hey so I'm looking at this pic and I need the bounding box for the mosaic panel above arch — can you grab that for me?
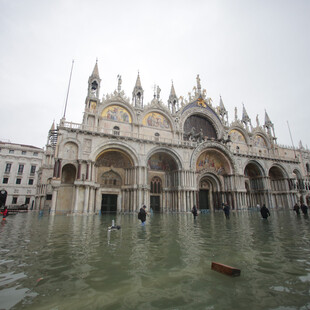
[96,150,133,168]
[143,112,171,129]
[196,150,231,175]
[253,135,267,148]
[148,152,177,171]
[101,105,132,123]
[229,129,246,143]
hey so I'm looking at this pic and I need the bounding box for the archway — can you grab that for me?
[196,149,232,210]
[96,149,134,212]
[183,114,217,140]
[292,169,305,204]
[244,162,265,207]
[268,166,289,208]
[147,151,179,212]
[0,190,7,207]
[61,164,76,184]
[198,174,222,211]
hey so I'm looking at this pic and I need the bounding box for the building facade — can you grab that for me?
[0,141,44,208]
[36,62,310,214]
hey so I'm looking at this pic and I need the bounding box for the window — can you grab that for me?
[33,152,38,156]
[155,132,160,142]
[3,178,8,184]
[151,176,162,194]
[9,150,14,154]
[22,151,26,155]
[25,197,30,204]
[113,126,120,136]
[30,165,36,175]
[5,163,11,174]
[18,164,24,175]
[12,197,17,204]
[16,178,21,185]
[46,194,52,200]
[28,179,34,185]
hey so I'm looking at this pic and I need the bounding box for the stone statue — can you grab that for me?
[234,107,238,121]
[157,86,161,99]
[196,74,201,90]
[117,75,122,92]
[256,114,260,127]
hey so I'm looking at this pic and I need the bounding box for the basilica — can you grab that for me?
[35,62,310,214]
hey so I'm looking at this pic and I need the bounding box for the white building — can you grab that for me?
[36,62,310,214]
[0,141,44,208]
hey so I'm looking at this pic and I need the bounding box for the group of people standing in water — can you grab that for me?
[293,203,308,216]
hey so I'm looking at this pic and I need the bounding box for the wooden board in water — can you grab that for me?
[211,262,241,277]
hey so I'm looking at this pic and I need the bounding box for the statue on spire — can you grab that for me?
[117,75,122,93]
[196,74,201,94]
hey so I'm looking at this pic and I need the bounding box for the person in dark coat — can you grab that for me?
[260,204,270,219]
[138,205,147,225]
[293,203,300,215]
[223,203,230,219]
[191,205,198,219]
[300,204,308,215]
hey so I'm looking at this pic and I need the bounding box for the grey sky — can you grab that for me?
[0,0,309,149]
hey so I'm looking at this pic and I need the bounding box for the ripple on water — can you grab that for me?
[0,211,310,310]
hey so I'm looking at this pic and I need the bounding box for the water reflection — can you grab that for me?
[0,210,309,309]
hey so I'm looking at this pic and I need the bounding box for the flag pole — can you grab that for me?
[63,60,74,118]
[287,120,296,158]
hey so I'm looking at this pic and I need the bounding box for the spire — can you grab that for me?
[87,60,101,99]
[132,71,144,108]
[217,95,228,124]
[47,120,58,148]
[241,103,252,129]
[242,104,250,123]
[168,81,178,114]
[264,110,276,138]
[264,110,273,127]
[91,59,100,78]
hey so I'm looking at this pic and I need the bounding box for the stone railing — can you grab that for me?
[60,121,299,162]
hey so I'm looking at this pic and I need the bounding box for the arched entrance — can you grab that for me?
[96,149,134,213]
[0,190,7,207]
[196,149,232,210]
[57,163,77,212]
[199,174,222,211]
[268,166,289,208]
[147,151,179,212]
[244,162,265,207]
[291,169,305,204]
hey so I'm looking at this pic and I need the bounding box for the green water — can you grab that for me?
[0,210,309,310]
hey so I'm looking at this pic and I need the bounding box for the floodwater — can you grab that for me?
[0,210,309,310]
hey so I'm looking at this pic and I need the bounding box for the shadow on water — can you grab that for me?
[0,209,309,309]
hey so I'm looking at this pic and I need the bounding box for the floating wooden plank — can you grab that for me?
[211,262,241,277]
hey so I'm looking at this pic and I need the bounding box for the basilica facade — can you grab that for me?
[35,62,310,214]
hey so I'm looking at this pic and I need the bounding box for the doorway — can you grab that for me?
[150,196,160,212]
[0,190,7,207]
[199,190,209,209]
[101,194,117,213]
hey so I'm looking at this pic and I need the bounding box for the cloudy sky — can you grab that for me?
[0,0,309,149]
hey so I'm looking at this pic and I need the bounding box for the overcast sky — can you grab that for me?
[0,0,309,149]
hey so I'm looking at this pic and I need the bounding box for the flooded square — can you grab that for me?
[0,210,309,310]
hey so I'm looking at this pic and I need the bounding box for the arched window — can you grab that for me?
[113,126,120,136]
[151,176,162,194]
